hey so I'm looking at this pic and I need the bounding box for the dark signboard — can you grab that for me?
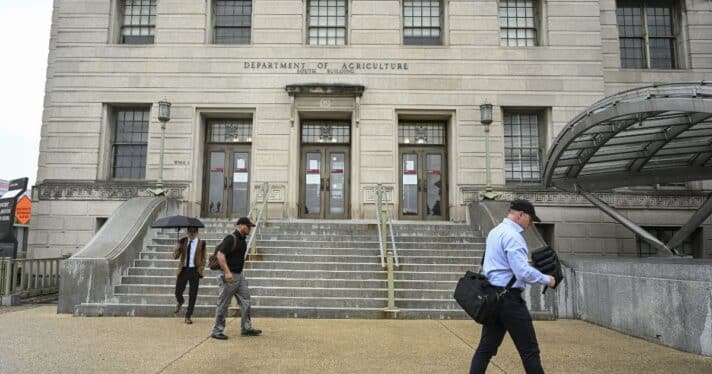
[0,178,28,258]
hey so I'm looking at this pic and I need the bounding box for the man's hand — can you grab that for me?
[547,275,556,288]
[225,272,234,284]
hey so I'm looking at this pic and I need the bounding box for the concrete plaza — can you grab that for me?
[0,305,709,373]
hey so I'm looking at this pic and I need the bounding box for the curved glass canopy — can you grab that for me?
[543,82,712,191]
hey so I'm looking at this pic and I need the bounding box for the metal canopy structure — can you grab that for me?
[544,82,712,191]
[542,82,712,256]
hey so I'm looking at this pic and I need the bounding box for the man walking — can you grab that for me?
[470,199,557,374]
[173,227,206,324]
[211,217,262,340]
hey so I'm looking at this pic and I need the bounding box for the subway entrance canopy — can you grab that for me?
[543,82,712,256]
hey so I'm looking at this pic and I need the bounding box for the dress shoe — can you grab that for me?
[184,317,193,324]
[174,302,182,314]
[211,333,228,340]
[241,329,262,336]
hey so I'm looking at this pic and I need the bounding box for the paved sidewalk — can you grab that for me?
[0,305,709,373]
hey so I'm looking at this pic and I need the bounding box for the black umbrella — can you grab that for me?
[151,215,205,240]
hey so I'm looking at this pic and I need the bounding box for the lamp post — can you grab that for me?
[480,101,500,200]
[151,99,171,196]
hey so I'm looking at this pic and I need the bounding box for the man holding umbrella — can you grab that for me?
[173,226,206,324]
[151,215,206,324]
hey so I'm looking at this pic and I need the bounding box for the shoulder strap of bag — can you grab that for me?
[230,233,237,251]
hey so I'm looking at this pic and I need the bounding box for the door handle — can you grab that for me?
[224,176,228,189]
[321,178,325,191]
[228,176,233,188]
[326,178,330,191]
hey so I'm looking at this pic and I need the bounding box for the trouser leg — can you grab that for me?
[234,273,253,332]
[185,268,200,318]
[175,269,188,305]
[211,273,235,335]
[500,294,545,374]
[470,317,507,374]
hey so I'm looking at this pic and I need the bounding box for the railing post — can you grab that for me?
[3,258,12,296]
[263,182,269,226]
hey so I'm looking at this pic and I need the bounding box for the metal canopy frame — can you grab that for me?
[543,82,712,256]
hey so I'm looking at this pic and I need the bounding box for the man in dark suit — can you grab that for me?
[173,227,206,324]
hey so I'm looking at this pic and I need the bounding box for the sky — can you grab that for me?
[0,0,53,187]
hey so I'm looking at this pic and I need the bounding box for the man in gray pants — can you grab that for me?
[211,217,262,340]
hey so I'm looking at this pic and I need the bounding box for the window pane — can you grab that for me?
[113,108,149,179]
[403,0,442,45]
[121,0,156,44]
[215,0,252,44]
[499,0,537,47]
[308,0,346,45]
[504,111,541,182]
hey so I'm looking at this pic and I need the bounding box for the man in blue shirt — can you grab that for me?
[470,199,556,374]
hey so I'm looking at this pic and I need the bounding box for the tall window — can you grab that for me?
[637,227,700,257]
[112,109,149,179]
[308,0,347,45]
[214,0,252,44]
[403,0,442,45]
[499,0,537,46]
[617,0,676,69]
[504,111,542,182]
[120,0,156,44]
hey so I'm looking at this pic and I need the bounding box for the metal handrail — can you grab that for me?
[375,184,400,314]
[384,195,400,267]
[375,185,387,268]
[1,257,64,301]
[246,182,270,260]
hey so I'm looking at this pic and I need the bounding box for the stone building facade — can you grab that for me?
[31,0,712,258]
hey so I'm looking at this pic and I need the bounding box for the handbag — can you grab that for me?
[454,247,515,325]
[208,233,236,271]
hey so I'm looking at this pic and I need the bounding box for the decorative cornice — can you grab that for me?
[36,181,187,201]
[460,187,709,210]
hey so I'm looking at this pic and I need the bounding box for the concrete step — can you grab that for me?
[139,252,477,265]
[113,285,389,299]
[394,271,464,281]
[111,294,388,309]
[75,303,398,319]
[155,233,482,243]
[149,239,481,249]
[395,298,461,310]
[133,259,385,271]
[118,275,459,290]
[128,267,385,279]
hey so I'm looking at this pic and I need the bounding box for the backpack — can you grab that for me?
[208,233,237,271]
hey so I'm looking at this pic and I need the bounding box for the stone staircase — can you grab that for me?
[75,220,483,319]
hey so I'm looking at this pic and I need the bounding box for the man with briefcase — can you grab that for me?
[470,199,557,374]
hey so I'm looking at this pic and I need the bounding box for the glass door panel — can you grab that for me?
[401,153,419,216]
[231,152,249,216]
[425,153,443,217]
[329,152,346,215]
[208,151,226,215]
[304,152,322,216]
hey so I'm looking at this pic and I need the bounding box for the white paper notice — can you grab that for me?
[403,174,418,185]
[306,174,321,185]
[309,160,319,170]
[234,173,248,183]
[406,160,415,171]
[237,159,246,169]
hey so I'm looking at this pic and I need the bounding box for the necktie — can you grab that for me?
[185,240,192,268]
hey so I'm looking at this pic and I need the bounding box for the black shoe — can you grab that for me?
[174,302,182,314]
[211,333,228,340]
[241,329,262,336]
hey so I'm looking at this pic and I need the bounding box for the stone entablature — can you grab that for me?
[460,187,709,210]
[36,181,187,201]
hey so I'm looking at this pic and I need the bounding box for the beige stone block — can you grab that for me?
[56,30,108,44]
[450,31,499,46]
[28,230,49,246]
[588,223,618,238]
[86,201,122,216]
[155,29,205,44]
[58,0,110,14]
[360,169,395,184]
[561,207,601,223]
[254,0,303,15]
[351,0,400,15]
[158,15,206,29]
[351,30,400,45]
[57,15,110,29]
[350,15,400,30]
[360,137,394,152]
[254,30,303,44]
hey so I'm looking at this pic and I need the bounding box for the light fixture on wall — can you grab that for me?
[480,100,500,200]
[148,98,171,196]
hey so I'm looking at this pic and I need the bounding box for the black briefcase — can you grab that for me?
[453,271,505,325]
[531,246,564,291]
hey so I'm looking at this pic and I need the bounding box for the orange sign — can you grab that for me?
[15,195,31,224]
